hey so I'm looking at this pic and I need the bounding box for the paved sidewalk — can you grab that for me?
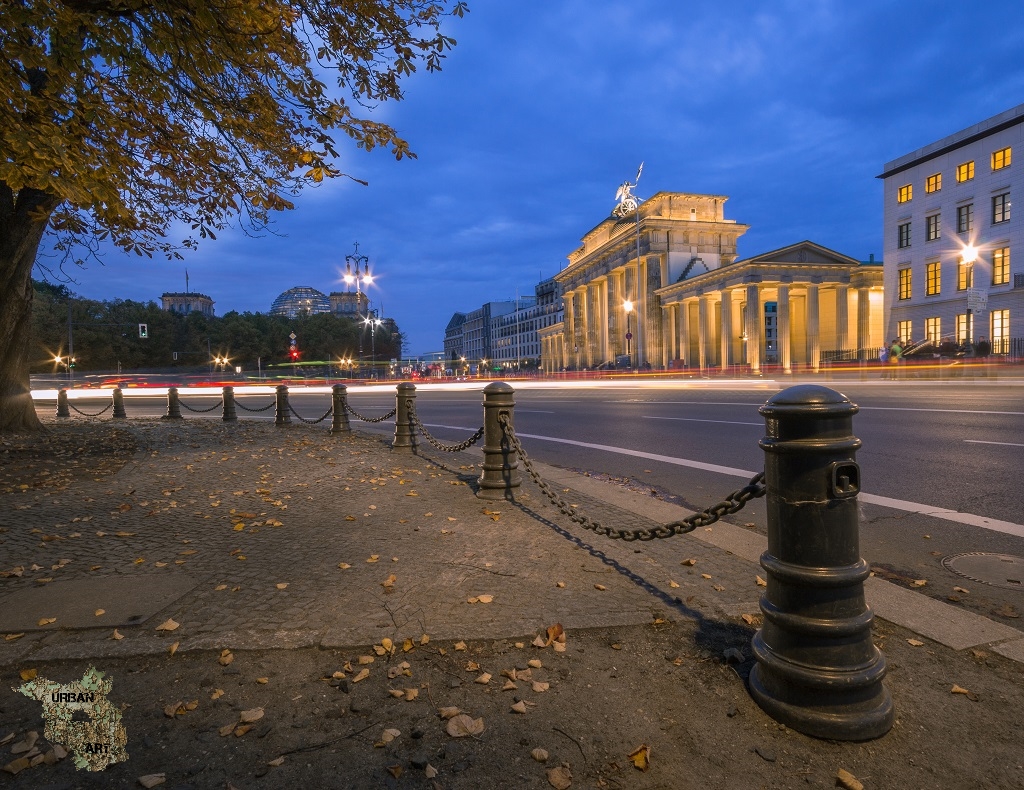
[2,417,1024,789]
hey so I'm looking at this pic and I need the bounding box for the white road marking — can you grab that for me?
[516,409,556,413]
[642,416,761,426]
[611,400,1024,417]
[965,439,1024,447]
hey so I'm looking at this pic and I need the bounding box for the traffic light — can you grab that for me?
[139,323,148,338]
[289,348,299,361]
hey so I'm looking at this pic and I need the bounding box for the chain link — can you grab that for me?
[68,401,114,418]
[407,400,485,452]
[235,399,276,413]
[343,401,397,423]
[287,403,334,425]
[498,412,765,541]
[179,398,224,414]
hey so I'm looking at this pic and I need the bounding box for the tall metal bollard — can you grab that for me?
[275,385,291,426]
[56,389,70,419]
[477,381,521,500]
[162,387,183,419]
[392,383,417,450]
[749,385,893,741]
[111,388,127,419]
[222,386,237,422]
[330,384,351,434]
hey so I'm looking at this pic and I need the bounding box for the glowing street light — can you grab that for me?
[623,300,634,370]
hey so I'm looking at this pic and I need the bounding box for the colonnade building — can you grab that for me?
[538,192,884,374]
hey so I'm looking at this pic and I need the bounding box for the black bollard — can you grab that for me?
[330,384,351,434]
[222,386,237,422]
[392,383,417,451]
[56,389,70,419]
[749,384,893,741]
[477,381,521,500]
[111,388,127,419]
[162,387,183,420]
[275,385,291,426]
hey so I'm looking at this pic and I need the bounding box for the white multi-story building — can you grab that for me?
[490,278,564,370]
[881,104,1024,354]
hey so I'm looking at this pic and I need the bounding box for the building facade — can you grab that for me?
[161,292,215,317]
[329,291,369,316]
[880,103,1024,353]
[490,278,564,370]
[269,286,330,317]
[540,191,883,373]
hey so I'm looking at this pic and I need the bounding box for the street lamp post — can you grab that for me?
[623,300,634,370]
[364,315,382,379]
[961,245,979,350]
[344,242,375,377]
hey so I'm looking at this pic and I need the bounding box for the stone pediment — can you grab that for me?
[742,241,860,268]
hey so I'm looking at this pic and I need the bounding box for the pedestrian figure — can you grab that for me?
[975,336,991,358]
[879,343,890,378]
[890,339,903,380]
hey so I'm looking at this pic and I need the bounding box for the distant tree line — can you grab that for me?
[30,281,403,374]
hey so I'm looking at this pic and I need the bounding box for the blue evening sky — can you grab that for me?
[41,1,1024,355]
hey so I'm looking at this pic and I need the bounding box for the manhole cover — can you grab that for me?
[942,553,1024,590]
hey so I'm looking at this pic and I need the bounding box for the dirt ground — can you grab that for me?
[2,424,1024,789]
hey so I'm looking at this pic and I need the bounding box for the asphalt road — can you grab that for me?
[35,378,1024,628]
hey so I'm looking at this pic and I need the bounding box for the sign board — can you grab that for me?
[967,288,988,312]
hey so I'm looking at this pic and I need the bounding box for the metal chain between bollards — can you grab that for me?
[406,399,485,452]
[179,398,225,414]
[235,400,276,413]
[68,401,114,418]
[287,403,334,425]
[343,401,397,423]
[498,412,766,541]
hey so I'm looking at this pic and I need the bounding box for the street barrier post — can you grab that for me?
[392,383,417,450]
[330,384,351,434]
[749,384,893,741]
[477,381,521,500]
[111,387,127,419]
[56,389,70,419]
[275,385,291,426]
[222,386,237,422]
[163,387,183,420]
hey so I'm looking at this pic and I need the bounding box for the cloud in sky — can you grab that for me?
[39,0,1024,356]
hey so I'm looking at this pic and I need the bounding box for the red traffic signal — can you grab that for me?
[289,348,300,361]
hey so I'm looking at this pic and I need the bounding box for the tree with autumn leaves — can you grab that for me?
[0,0,467,431]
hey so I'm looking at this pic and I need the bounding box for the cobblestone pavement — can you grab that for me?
[1,419,767,667]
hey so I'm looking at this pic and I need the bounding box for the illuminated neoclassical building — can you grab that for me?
[539,192,884,374]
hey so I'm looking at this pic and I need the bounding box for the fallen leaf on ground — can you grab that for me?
[388,690,404,699]
[836,768,864,790]
[387,765,403,778]
[233,725,252,737]
[239,707,264,723]
[681,558,697,566]
[366,555,379,563]
[476,594,493,603]
[511,700,528,714]
[532,681,550,693]
[700,574,712,580]
[94,609,105,617]
[358,655,375,665]
[911,579,927,587]
[155,618,179,632]
[111,629,124,640]
[528,659,542,668]
[438,706,461,719]
[547,765,572,789]
[907,639,924,647]
[466,660,481,671]
[164,701,185,718]
[18,669,37,681]
[594,584,607,591]
[669,580,680,588]
[256,677,268,684]
[137,774,167,788]
[993,603,1020,618]
[446,714,484,737]
[741,614,758,625]
[37,618,56,626]
[425,764,438,778]
[267,756,285,767]
[352,668,370,683]
[337,563,351,569]
[218,649,234,666]
[475,673,492,684]
[379,728,401,745]
[275,583,288,590]
[169,642,179,657]
[531,748,549,762]
[210,689,224,700]
[951,684,979,701]
[454,641,467,651]
[404,688,418,701]
[628,744,651,771]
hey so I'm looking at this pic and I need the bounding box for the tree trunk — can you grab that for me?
[0,184,59,433]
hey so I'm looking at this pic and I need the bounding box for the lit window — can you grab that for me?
[957,260,974,291]
[897,222,911,248]
[926,261,941,295]
[897,320,912,344]
[956,161,975,182]
[957,203,973,233]
[926,214,941,241]
[992,147,1011,170]
[992,192,1010,224]
[898,268,912,300]
[956,314,972,344]
[925,173,942,193]
[897,184,913,203]
[992,247,1010,286]
[991,309,1010,354]
[925,317,941,343]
